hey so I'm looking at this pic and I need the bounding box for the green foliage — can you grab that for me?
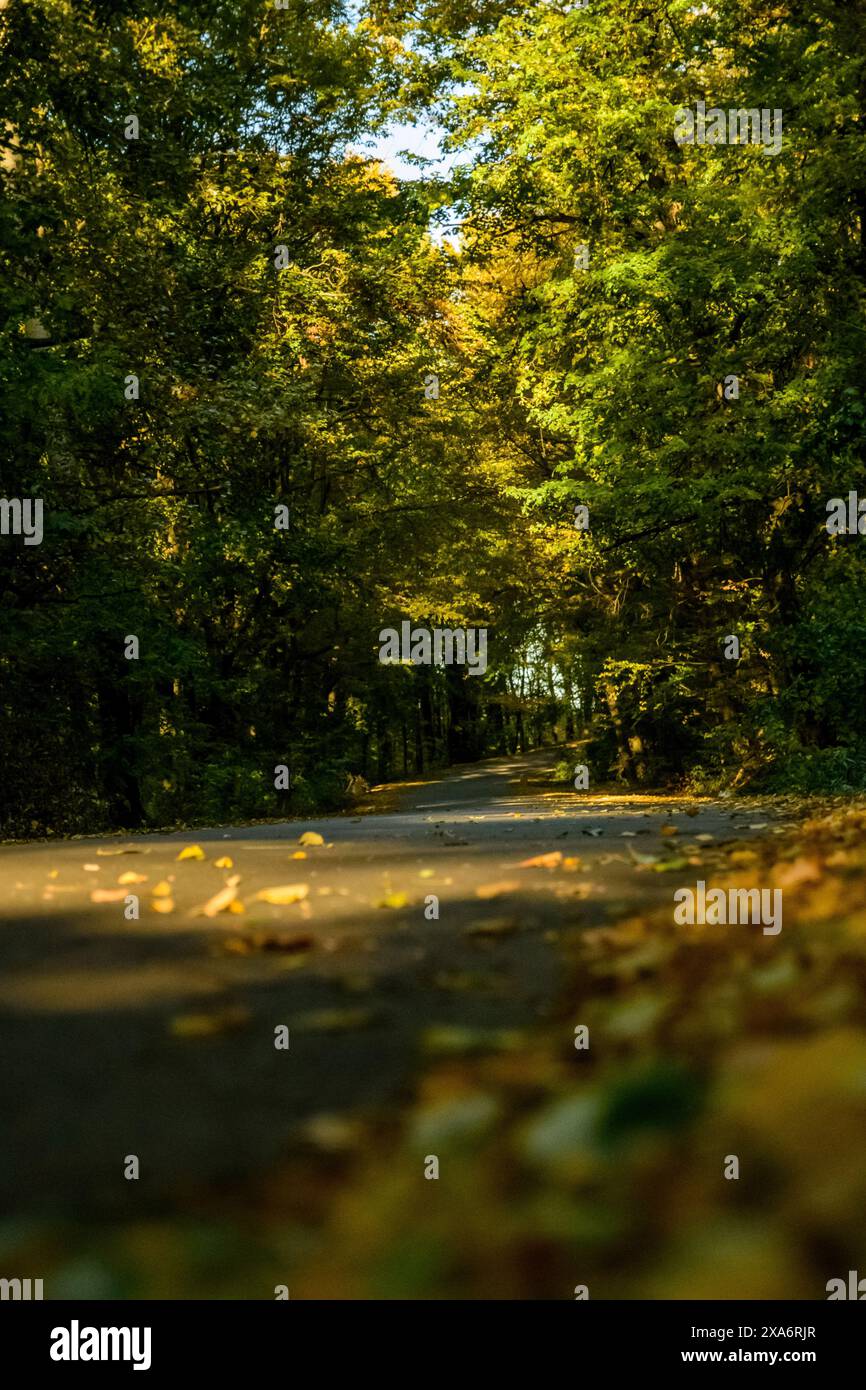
[4,0,866,835]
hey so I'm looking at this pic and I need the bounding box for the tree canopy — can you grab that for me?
[2,0,865,836]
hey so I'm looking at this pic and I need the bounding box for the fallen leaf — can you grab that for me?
[376,891,409,909]
[422,1025,524,1056]
[660,825,679,837]
[90,889,128,903]
[192,884,239,917]
[297,1113,363,1152]
[774,856,823,890]
[628,847,661,866]
[152,880,173,897]
[83,864,99,872]
[176,845,206,861]
[465,918,517,937]
[151,898,175,914]
[298,831,325,847]
[213,856,234,869]
[170,1006,250,1038]
[728,848,759,867]
[476,880,521,899]
[117,871,147,885]
[518,851,562,869]
[254,884,309,905]
[291,851,308,860]
[292,1007,376,1033]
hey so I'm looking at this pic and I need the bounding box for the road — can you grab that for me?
[0,749,776,1224]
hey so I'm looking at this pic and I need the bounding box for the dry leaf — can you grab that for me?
[465,918,517,937]
[170,1006,250,1038]
[476,880,521,899]
[176,845,206,861]
[152,880,173,897]
[292,1007,375,1033]
[192,884,239,917]
[90,889,128,903]
[117,871,147,885]
[213,856,233,869]
[518,851,562,869]
[774,857,823,890]
[298,831,325,847]
[254,883,309,905]
[376,891,409,909]
[151,897,175,914]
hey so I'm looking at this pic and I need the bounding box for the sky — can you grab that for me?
[353,120,460,182]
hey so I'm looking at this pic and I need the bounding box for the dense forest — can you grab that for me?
[2,0,866,837]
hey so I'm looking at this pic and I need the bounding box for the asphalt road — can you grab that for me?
[0,749,776,1221]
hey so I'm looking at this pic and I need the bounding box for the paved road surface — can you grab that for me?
[0,749,774,1221]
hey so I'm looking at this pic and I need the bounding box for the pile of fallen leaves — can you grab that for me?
[263,804,866,1298]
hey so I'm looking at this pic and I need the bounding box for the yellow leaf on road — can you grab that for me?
[90,889,128,903]
[177,845,206,861]
[151,898,175,914]
[376,891,409,909]
[298,831,325,847]
[117,871,147,885]
[152,880,173,896]
[214,856,233,869]
[518,851,562,869]
[254,883,309,905]
[476,880,521,899]
[192,884,239,917]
